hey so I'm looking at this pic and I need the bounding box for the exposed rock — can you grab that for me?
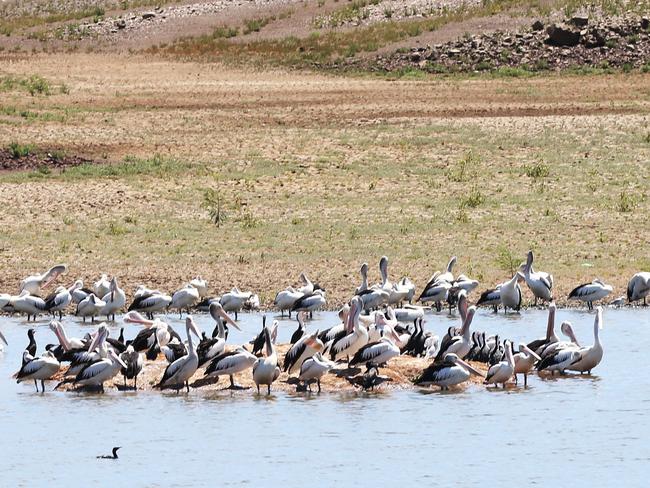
[532,20,544,31]
[142,12,156,19]
[115,19,126,29]
[570,14,589,27]
[546,23,581,46]
[642,17,650,30]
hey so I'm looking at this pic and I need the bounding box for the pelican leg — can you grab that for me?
[82,316,86,323]
[186,381,190,393]
[524,373,528,387]
[267,384,271,395]
[34,379,39,392]
[317,379,321,393]
[256,384,260,394]
[514,374,518,385]
[134,376,138,389]
[235,311,238,321]
[41,380,46,392]
[534,297,538,307]
[59,311,63,320]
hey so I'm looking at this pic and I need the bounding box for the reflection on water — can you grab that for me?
[1,307,649,486]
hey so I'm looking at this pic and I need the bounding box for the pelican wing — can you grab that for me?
[75,358,110,381]
[158,356,187,386]
[283,341,307,372]
[16,357,45,379]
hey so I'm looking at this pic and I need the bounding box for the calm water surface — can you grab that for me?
[1,308,648,487]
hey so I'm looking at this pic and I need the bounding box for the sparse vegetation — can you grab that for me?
[203,188,226,227]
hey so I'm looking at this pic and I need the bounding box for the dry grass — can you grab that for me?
[0,54,649,309]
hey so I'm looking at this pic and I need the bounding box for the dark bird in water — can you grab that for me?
[25,328,37,359]
[97,447,121,459]
[346,363,391,391]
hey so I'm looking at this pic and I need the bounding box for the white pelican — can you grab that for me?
[329,296,368,362]
[536,346,581,374]
[50,320,85,350]
[568,279,613,310]
[349,333,400,367]
[189,276,208,298]
[392,304,425,323]
[539,321,579,359]
[20,264,67,295]
[170,284,200,317]
[101,277,126,321]
[485,340,515,387]
[128,291,171,319]
[358,287,389,311]
[398,277,416,303]
[435,305,476,360]
[500,272,523,313]
[298,353,334,392]
[70,280,92,304]
[15,350,60,392]
[378,256,410,305]
[415,353,483,390]
[134,284,162,298]
[318,305,349,346]
[568,306,604,374]
[434,256,457,284]
[291,289,326,315]
[204,346,257,389]
[76,294,106,323]
[43,286,72,319]
[283,331,324,375]
[418,280,452,312]
[526,303,558,355]
[627,272,650,305]
[126,313,180,351]
[196,304,240,367]
[119,345,143,389]
[156,316,202,392]
[355,263,369,294]
[220,287,253,320]
[453,274,479,294]
[519,250,553,305]
[513,343,541,386]
[9,291,46,321]
[63,349,127,392]
[93,274,111,299]
[274,287,303,318]
[298,272,314,295]
[477,286,501,312]
[252,327,281,394]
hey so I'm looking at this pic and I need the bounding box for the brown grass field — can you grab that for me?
[0,52,648,309]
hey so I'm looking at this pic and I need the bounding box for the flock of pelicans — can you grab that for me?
[1,252,648,395]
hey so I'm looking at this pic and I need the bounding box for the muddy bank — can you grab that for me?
[0,147,94,172]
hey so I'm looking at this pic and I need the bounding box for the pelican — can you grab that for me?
[62,349,127,392]
[274,287,303,318]
[50,320,85,350]
[252,327,280,394]
[569,279,613,310]
[283,330,324,375]
[349,333,401,367]
[20,264,67,295]
[298,353,334,392]
[170,284,200,317]
[298,272,314,295]
[119,345,143,389]
[128,291,171,319]
[358,287,389,312]
[539,321,579,359]
[433,256,457,284]
[536,345,581,374]
[43,286,72,319]
[392,304,425,323]
[70,280,92,304]
[519,250,553,305]
[379,256,410,305]
[100,277,126,321]
[355,263,369,295]
[397,277,416,303]
[513,343,541,386]
[453,274,479,294]
[155,316,202,392]
[15,350,60,392]
[435,305,476,360]
[526,303,558,355]
[204,346,257,389]
[220,287,253,320]
[477,286,501,312]
[415,353,483,390]
[485,340,515,387]
[329,296,368,362]
[93,274,111,299]
[126,314,181,351]
[500,273,523,313]
[568,306,604,374]
[76,294,106,323]
[189,276,208,298]
[9,291,46,321]
[291,289,326,315]
[197,303,240,367]
[627,272,650,305]
[418,280,452,312]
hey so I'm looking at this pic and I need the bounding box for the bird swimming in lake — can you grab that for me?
[97,447,120,459]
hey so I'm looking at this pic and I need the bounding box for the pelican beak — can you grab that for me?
[124,311,148,325]
[87,328,106,353]
[456,358,484,377]
[0,330,7,346]
[219,309,241,331]
[188,317,202,339]
[524,345,542,361]
[114,353,127,369]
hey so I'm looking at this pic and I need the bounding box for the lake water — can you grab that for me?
[1,307,648,487]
